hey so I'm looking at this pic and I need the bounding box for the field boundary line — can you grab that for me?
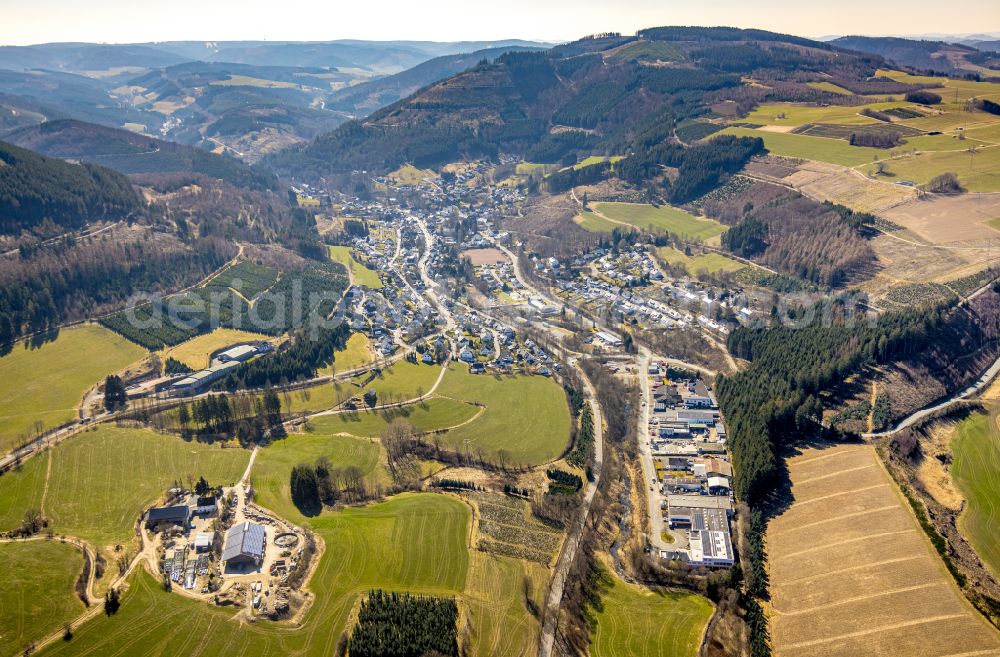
[781,614,969,650]
[775,528,915,560]
[786,483,890,507]
[792,463,876,485]
[781,554,927,585]
[770,505,897,535]
[774,581,944,616]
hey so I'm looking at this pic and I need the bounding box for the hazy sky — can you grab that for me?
[1,0,997,46]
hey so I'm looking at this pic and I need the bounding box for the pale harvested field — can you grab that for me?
[463,248,509,266]
[883,193,1000,245]
[782,161,917,214]
[768,443,1000,657]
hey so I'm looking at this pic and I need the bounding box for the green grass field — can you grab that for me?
[388,164,437,185]
[861,147,1000,192]
[591,574,714,657]
[656,246,746,275]
[0,540,86,657]
[311,397,481,439]
[590,203,726,241]
[742,101,907,128]
[44,427,249,547]
[950,406,1000,578]
[318,332,374,376]
[515,162,560,176]
[327,246,382,288]
[988,218,1000,232]
[435,365,571,466]
[251,432,386,525]
[574,155,624,170]
[718,127,886,167]
[611,40,682,63]
[806,81,853,96]
[40,494,471,657]
[0,325,146,454]
[575,209,625,233]
[283,360,444,415]
[0,452,47,532]
[163,328,272,370]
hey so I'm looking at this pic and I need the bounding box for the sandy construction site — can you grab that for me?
[767,443,1000,657]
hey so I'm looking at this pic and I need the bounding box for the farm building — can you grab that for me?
[195,495,218,515]
[146,505,190,532]
[223,521,266,568]
[194,532,215,552]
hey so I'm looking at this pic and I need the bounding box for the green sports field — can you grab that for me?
[0,325,146,454]
[43,427,249,547]
[39,494,472,657]
[0,540,86,657]
[328,246,382,288]
[435,365,571,466]
[950,406,1000,577]
[591,574,714,657]
[251,431,386,525]
[656,246,746,275]
[589,202,726,241]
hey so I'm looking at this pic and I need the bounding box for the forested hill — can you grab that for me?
[270,26,889,180]
[326,45,547,116]
[0,140,140,234]
[829,36,978,74]
[6,120,278,191]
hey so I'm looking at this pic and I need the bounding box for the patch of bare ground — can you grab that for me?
[768,443,1000,657]
[917,421,967,511]
[503,191,597,258]
[786,160,917,213]
[883,193,1000,246]
[982,377,1000,401]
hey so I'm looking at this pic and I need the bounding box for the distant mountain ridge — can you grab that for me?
[327,45,548,116]
[830,35,983,74]
[272,26,892,179]
[5,119,277,190]
[0,39,553,76]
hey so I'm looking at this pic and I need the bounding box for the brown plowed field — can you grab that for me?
[768,443,1000,657]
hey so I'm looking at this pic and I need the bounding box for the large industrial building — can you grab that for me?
[222,521,267,568]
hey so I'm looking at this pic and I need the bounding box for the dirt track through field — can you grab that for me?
[768,444,1000,657]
